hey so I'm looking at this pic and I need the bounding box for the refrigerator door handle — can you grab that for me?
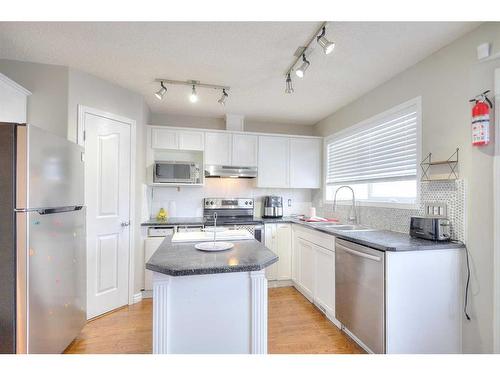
[15,206,83,214]
[37,206,83,215]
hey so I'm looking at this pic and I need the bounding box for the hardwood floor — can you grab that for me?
[64,300,152,354]
[64,286,363,354]
[268,287,363,354]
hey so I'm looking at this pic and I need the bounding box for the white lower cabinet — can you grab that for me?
[292,225,337,322]
[313,245,335,319]
[264,223,292,281]
[144,237,165,291]
[296,237,315,300]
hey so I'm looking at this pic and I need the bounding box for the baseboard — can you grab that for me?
[268,279,294,288]
[132,292,143,304]
[142,290,153,299]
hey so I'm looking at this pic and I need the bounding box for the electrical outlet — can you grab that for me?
[287,199,292,207]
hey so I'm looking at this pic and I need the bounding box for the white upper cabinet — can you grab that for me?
[231,133,258,167]
[151,128,204,151]
[0,73,31,123]
[151,128,178,149]
[178,130,204,151]
[205,132,232,165]
[289,138,322,188]
[258,136,289,188]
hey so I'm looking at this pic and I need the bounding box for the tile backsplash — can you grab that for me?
[312,179,466,241]
[147,178,314,219]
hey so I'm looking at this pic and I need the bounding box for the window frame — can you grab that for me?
[323,97,422,209]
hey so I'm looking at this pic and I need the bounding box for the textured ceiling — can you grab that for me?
[0,22,479,125]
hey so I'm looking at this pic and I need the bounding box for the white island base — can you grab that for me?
[152,270,268,354]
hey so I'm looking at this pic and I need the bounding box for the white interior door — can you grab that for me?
[83,109,132,319]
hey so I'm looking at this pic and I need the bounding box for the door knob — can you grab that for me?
[121,221,130,227]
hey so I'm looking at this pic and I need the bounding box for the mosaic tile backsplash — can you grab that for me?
[312,179,466,241]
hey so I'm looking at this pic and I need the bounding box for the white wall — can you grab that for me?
[150,112,316,136]
[314,22,500,353]
[67,69,151,296]
[0,59,68,137]
[149,178,313,219]
[0,60,152,296]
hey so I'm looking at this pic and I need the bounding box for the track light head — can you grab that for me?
[295,54,310,78]
[285,73,294,94]
[189,85,198,103]
[155,81,167,100]
[218,89,229,105]
[317,27,335,55]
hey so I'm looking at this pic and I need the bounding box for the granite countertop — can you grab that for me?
[141,217,205,226]
[146,235,278,276]
[261,217,465,252]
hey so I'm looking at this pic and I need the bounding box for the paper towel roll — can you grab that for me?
[309,207,316,218]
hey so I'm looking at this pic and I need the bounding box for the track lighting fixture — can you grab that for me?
[285,73,294,94]
[283,22,335,94]
[316,26,335,55]
[155,81,167,100]
[189,85,199,103]
[153,79,230,105]
[295,54,310,78]
[218,89,229,105]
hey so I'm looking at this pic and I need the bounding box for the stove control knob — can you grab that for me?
[210,201,214,205]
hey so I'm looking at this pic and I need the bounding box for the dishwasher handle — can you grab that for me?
[337,243,382,262]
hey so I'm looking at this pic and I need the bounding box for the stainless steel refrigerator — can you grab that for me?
[0,122,86,354]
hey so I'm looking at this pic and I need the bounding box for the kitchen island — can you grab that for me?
[146,235,278,354]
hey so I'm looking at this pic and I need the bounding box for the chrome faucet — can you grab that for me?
[332,186,358,224]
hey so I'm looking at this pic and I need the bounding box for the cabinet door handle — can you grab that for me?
[121,221,130,227]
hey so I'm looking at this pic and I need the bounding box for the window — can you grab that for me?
[325,98,421,206]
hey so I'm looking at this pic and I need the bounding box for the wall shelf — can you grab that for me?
[420,148,459,182]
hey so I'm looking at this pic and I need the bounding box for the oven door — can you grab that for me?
[154,162,195,183]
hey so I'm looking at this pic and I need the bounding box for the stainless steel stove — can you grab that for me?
[203,198,264,242]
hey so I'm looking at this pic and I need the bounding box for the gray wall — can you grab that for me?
[151,112,316,136]
[314,22,500,353]
[67,69,151,296]
[0,59,69,137]
[0,60,152,296]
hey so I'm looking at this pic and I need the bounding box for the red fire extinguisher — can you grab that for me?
[470,90,493,146]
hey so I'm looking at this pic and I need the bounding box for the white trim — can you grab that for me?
[323,96,422,208]
[493,68,500,354]
[250,270,268,354]
[146,124,322,140]
[77,105,137,309]
[152,272,171,354]
[333,200,418,210]
[132,292,143,304]
[0,72,32,95]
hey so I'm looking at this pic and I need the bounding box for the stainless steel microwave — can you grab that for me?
[153,161,201,184]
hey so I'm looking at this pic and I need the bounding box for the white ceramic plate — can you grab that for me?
[194,241,234,252]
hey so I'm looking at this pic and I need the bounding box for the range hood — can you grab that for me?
[205,165,257,178]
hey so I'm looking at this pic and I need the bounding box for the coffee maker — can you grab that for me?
[263,196,283,218]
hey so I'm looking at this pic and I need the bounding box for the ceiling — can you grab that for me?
[0,22,479,125]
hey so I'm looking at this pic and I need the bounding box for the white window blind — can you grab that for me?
[326,102,419,185]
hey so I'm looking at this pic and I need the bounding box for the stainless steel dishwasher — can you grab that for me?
[335,238,385,354]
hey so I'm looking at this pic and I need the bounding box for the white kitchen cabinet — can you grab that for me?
[0,73,31,123]
[151,128,179,149]
[258,136,289,188]
[314,244,335,318]
[205,131,232,165]
[289,138,322,188]
[264,223,292,281]
[151,128,204,151]
[292,225,336,320]
[296,237,315,300]
[231,133,258,167]
[144,237,165,291]
[178,130,204,151]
